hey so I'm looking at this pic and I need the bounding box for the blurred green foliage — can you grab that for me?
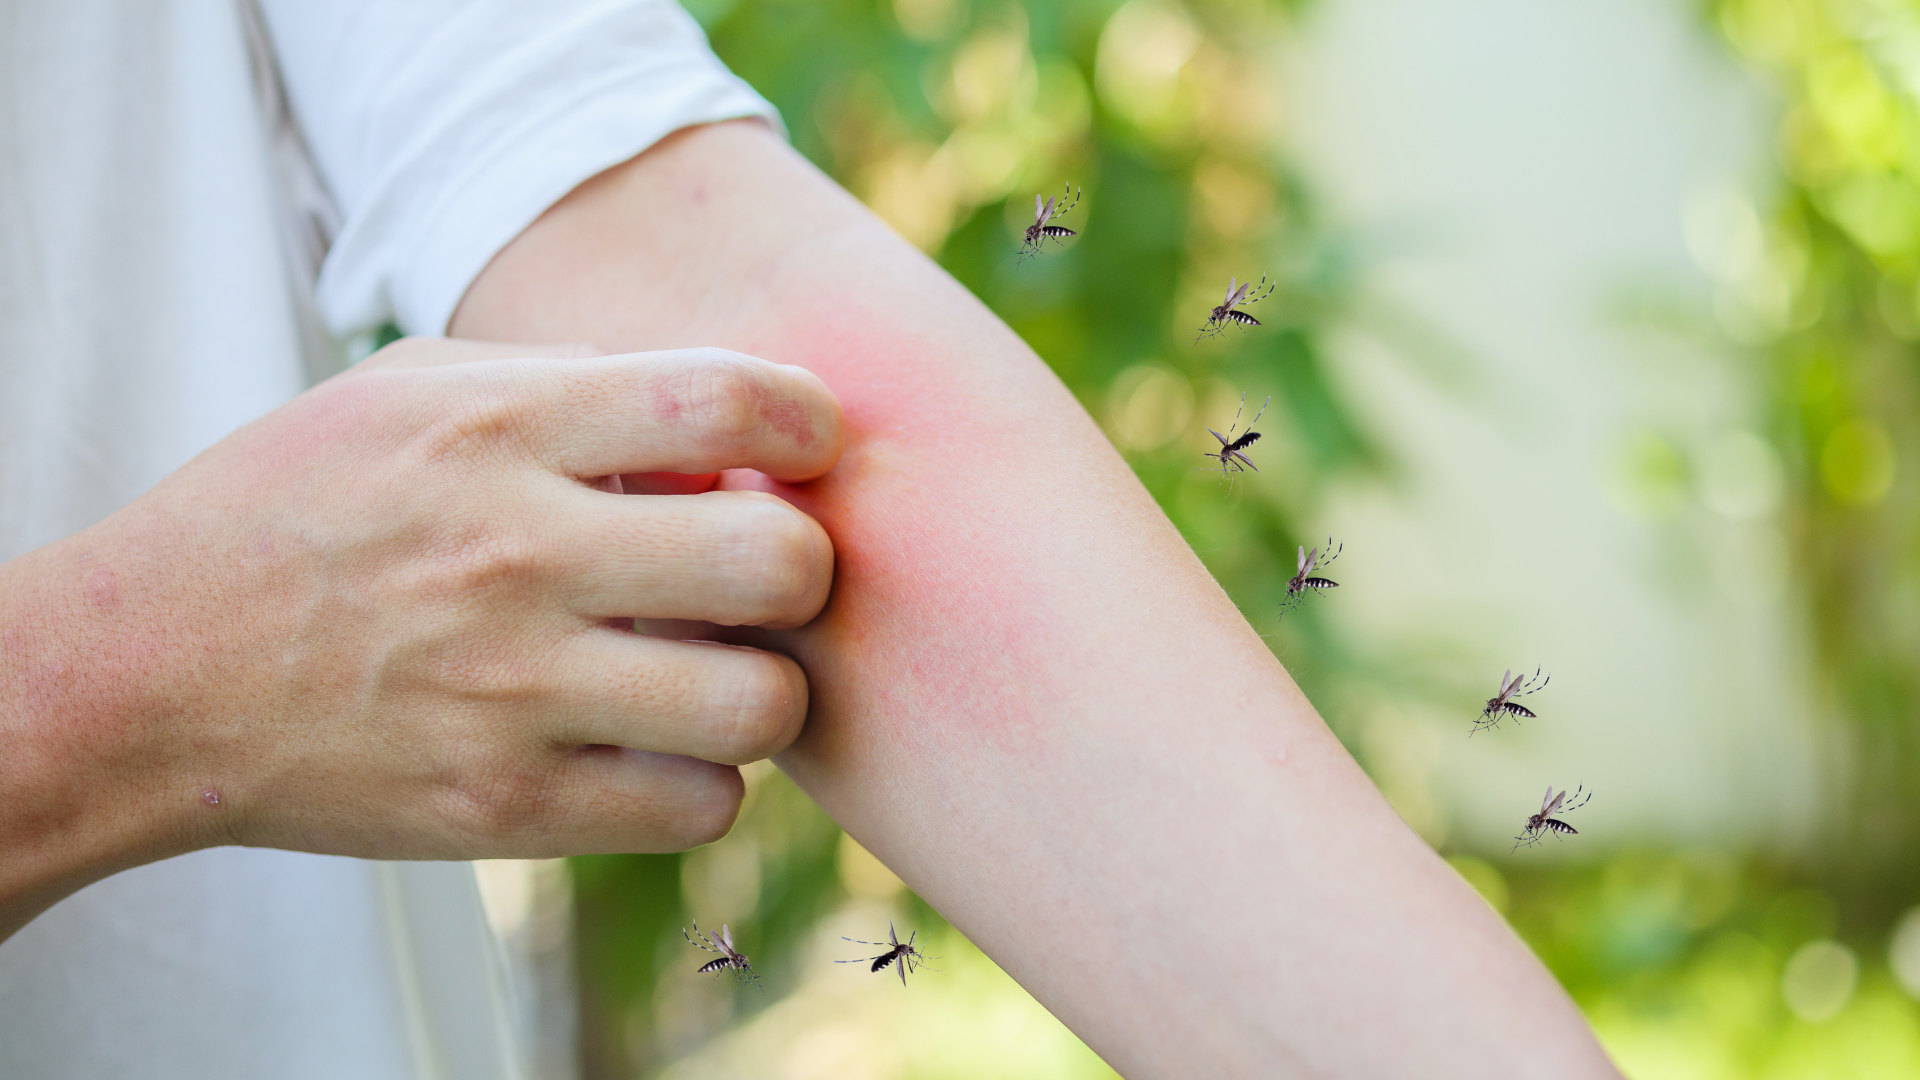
[1704,0,1920,918]
[1480,0,1920,1074]
[1459,850,1920,1078]
[570,0,1920,1076]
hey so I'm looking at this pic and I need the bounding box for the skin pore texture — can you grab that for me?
[451,120,1624,1079]
[0,339,845,939]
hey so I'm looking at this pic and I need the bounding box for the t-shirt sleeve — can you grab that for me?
[255,0,780,337]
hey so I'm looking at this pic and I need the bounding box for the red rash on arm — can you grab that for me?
[448,120,1623,1079]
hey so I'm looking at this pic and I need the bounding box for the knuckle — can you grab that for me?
[414,370,541,467]
[708,650,806,762]
[446,760,560,846]
[431,518,555,600]
[684,352,769,449]
[719,495,830,623]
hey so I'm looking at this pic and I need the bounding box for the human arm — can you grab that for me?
[451,119,1622,1078]
[0,339,842,941]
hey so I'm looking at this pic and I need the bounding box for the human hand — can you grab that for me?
[0,338,841,921]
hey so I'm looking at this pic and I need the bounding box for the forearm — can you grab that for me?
[0,531,204,940]
[454,121,1616,1078]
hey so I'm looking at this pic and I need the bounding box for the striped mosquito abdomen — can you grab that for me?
[683,919,758,985]
[1475,666,1549,734]
[1280,537,1343,614]
[1513,785,1591,850]
[1197,274,1274,338]
[1019,184,1082,260]
[1201,393,1270,486]
[839,923,933,986]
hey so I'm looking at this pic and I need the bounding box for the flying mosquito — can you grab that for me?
[837,922,935,988]
[683,920,759,986]
[1196,274,1275,340]
[1019,183,1081,261]
[1200,391,1270,482]
[1512,785,1591,852]
[1279,538,1341,613]
[1473,666,1550,736]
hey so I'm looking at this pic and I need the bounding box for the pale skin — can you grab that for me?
[452,120,1622,1078]
[0,339,843,935]
[0,116,1621,1076]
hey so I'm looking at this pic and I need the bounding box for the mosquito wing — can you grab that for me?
[1297,545,1308,574]
[1207,426,1230,448]
[720,924,735,953]
[1228,279,1253,308]
[1228,450,1259,472]
[1544,788,1567,815]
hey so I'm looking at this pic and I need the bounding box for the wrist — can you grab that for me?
[0,529,202,939]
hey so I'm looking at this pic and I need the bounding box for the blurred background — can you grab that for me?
[468,0,1920,1075]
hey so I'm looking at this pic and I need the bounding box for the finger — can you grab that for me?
[546,747,745,852]
[351,336,605,374]
[554,488,834,628]
[451,748,745,855]
[542,631,808,765]
[499,347,843,481]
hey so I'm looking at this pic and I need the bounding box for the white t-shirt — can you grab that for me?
[0,1,776,1076]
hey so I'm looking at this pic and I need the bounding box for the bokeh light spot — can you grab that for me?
[1107,364,1196,452]
[1781,939,1858,1022]
[1889,907,1920,999]
[1820,417,1895,505]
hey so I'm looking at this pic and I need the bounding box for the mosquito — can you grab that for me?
[1019,183,1081,261]
[1200,391,1270,482]
[1197,274,1275,340]
[683,919,759,986]
[1473,666,1550,736]
[837,921,935,988]
[1512,785,1591,852]
[1280,538,1341,613]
